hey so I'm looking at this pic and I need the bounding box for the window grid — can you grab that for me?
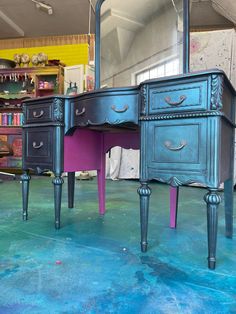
[135,58,180,84]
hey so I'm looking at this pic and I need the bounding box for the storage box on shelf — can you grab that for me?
[0,66,63,173]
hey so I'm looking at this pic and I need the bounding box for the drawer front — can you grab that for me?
[25,102,53,124]
[23,127,54,168]
[145,118,208,175]
[73,93,138,126]
[148,79,208,114]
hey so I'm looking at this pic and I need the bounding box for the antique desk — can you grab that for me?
[22,69,235,269]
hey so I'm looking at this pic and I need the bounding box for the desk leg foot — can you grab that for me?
[141,241,148,252]
[21,171,31,221]
[138,182,152,253]
[204,189,221,270]
[208,258,216,270]
[68,172,75,208]
[224,178,233,238]
[53,176,64,230]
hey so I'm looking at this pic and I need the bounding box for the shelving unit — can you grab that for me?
[0,66,63,173]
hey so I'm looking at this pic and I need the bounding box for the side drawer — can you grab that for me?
[146,118,208,175]
[148,79,208,114]
[25,102,54,124]
[22,126,54,170]
[73,93,139,126]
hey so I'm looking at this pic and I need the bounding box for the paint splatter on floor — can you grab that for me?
[0,177,235,313]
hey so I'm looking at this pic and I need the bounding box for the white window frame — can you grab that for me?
[132,56,180,85]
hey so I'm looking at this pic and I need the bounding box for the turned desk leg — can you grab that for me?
[170,186,179,229]
[138,181,152,252]
[21,170,31,221]
[52,175,64,229]
[224,178,234,238]
[204,189,221,270]
[68,172,75,208]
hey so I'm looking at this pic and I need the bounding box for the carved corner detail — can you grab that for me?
[157,176,194,187]
[211,74,223,110]
[53,98,64,122]
[140,85,148,115]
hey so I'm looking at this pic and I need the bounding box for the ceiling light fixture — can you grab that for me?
[31,0,53,15]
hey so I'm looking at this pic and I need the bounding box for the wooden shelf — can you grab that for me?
[0,107,22,112]
[0,127,22,134]
[0,94,34,99]
[38,88,54,91]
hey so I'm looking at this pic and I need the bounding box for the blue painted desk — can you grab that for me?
[22,69,235,269]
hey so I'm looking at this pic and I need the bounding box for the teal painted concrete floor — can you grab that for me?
[0,176,236,314]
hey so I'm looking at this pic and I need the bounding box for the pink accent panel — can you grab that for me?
[64,129,140,216]
[170,186,178,228]
[103,131,140,153]
[64,129,102,172]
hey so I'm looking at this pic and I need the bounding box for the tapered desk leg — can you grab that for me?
[97,149,106,215]
[21,170,31,221]
[170,186,179,228]
[138,181,152,252]
[204,189,221,270]
[224,178,234,238]
[68,172,75,208]
[52,176,64,229]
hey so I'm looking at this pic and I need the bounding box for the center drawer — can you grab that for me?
[72,93,139,127]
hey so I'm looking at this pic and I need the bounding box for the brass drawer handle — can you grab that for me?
[32,141,43,149]
[75,107,86,116]
[164,140,187,151]
[164,95,187,106]
[33,110,44,118]
[111,104,129,113]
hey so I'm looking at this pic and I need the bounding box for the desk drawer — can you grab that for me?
[146,118,208,175]
[73,93,138,126]
[23,126,54,168]
[148,79,208,114]
[25,102,53,124]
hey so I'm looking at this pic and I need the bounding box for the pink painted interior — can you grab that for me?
[64,129,102,172]
[64,128,178,224]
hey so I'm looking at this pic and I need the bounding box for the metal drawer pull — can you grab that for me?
[164,95,187,106]
[75,107,86,116]
[164,140,187,151]
[32,141,43,149]
[33,110,44,118]
[111,104,129,113]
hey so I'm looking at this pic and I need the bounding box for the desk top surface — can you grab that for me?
[23,69,235,105]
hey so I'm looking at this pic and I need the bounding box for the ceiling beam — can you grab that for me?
[0,9,24,37]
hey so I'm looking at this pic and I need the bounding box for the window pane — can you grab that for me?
[150,68,158,79]
[157,64,165,77]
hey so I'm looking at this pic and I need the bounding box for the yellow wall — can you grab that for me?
[0,44,89,67]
